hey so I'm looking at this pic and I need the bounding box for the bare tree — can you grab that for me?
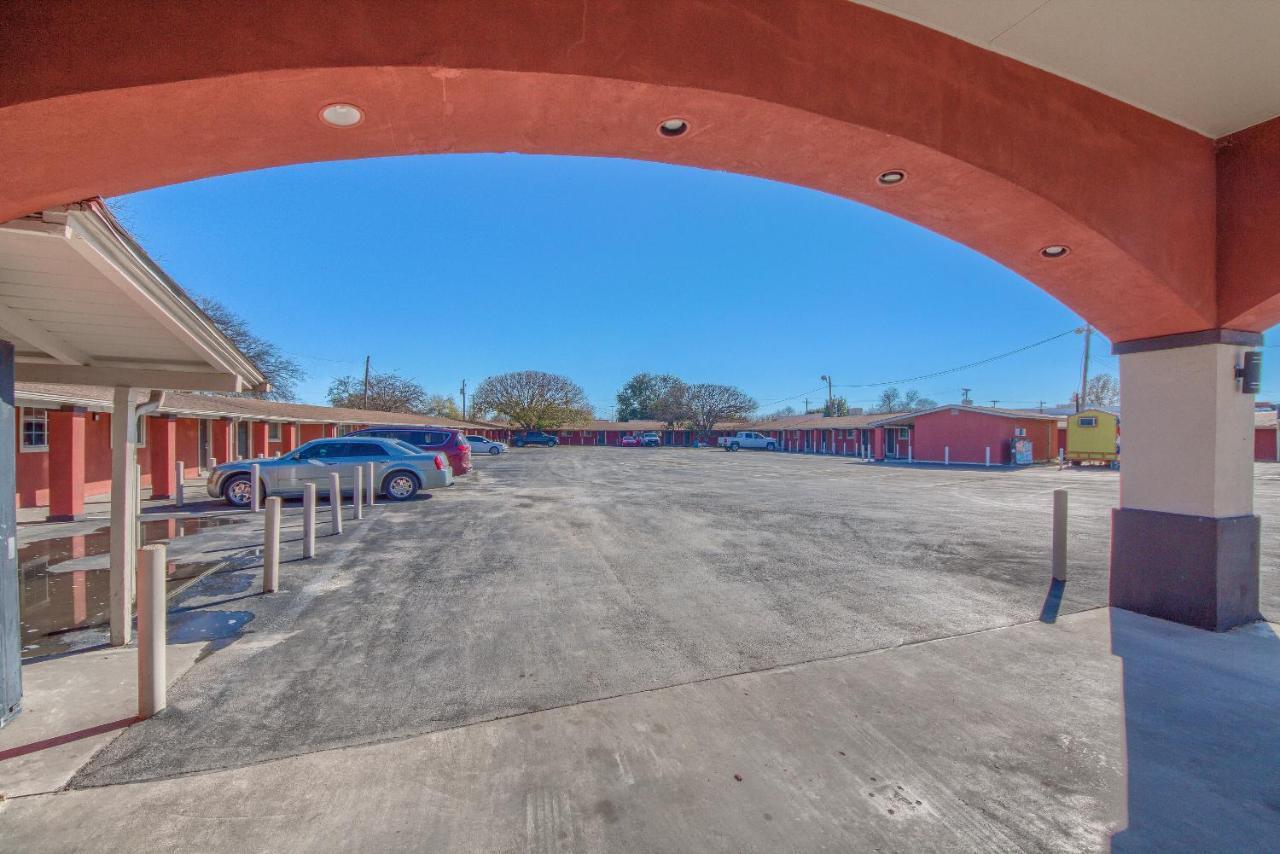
[1073,373,1120,408]
[472,370,592,430]
[328,371,429,413]
[872,387,937,413]
[194,295,304,401]
[684,383,757,437]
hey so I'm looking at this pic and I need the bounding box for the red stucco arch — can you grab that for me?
[2,0,1265,342]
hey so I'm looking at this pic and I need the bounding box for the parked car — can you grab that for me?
[717,431,777,452]
[208,437,452,507]
[512,431,558,447]
[348,426,472,475]
[640,431,661,447]
[620,434,640,447]
[466,435,507,455]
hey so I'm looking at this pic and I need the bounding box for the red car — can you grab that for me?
[348,426,472,475]
[619,434,640,447]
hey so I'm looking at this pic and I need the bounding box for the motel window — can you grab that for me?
[20,407,48,452]
[337,424,356,436]
[268,422,282,442]
[1014,427,1027,437]
[845,429,857,439]
[135,414,147,448]
[898,427,909,438]
[1079,416,1098,428]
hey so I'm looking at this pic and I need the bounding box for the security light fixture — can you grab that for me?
[658,118,689,137]
[877,170,906,185]
[320,103,364,128]
[1237,351,1262,394]
[1040,245,1070,258]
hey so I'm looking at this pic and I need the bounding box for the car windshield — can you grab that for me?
[467,436,485,442]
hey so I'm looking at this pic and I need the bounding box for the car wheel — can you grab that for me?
[489,445,501,455]
[730,442,740,451]
[382,470,421,501]
[223,474,254,507]
[766,442,776,451]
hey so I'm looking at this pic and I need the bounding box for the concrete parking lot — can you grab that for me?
[4,449,1278,851]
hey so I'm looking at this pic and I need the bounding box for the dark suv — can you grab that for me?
[348,426,472,475]
[512,431,558,448]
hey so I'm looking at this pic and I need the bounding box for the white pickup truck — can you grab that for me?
[717,431,777,452]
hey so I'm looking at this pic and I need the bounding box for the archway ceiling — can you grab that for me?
[857,0,1280,137]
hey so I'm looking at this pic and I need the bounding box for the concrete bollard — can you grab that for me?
[137,543,167,718]
[251,463,261,512]
[907,445,912,463]
[1052,489,1068,581]
[985,447,991,467]
[263,496,281,593]
[210,457,218,470]
[302,482,316,558]
[367,462,376,506]
[944,446,950,466]
[174,460,185,507]
[329,471,343,535]
[354,466,364,520]
[257,453,265,459]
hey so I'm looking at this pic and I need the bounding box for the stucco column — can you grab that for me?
[1111,331,1262,631]
[282,421,299,453]
[148,414,178,499]
[109,386,138,646]
[212,417,232,464]
[47,406,87,521]
[251,420,269,457]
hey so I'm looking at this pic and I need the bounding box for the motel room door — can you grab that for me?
[236,421,250,460]
[198,419,211,470]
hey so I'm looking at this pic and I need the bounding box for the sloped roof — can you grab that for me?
[870,404,1061,427]
[13,381,495,430]
[1256,409,1277,429]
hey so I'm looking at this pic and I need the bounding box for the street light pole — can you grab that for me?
[820,375,833,416]
[460,379,467,421]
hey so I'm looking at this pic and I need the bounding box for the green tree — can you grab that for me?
[422,394,462,419]
[616,373,685,421]
[823,396,850,417]
[473,370,593,430]
[328,371,429,413]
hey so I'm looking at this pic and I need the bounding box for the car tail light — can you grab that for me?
[435,455,446,471]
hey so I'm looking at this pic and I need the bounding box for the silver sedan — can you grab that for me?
[207,437,453,507]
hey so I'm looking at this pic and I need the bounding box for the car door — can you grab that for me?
[292,441,350,494]
[344,441,393,491]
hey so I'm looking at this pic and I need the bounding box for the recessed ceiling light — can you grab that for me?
[877,170,906,186]
[1040,245,1070,258]
[320,103,364,128]
[658,118,689,137]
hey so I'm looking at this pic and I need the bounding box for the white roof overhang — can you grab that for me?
[0,200,264,392]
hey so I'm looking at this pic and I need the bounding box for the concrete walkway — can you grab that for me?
[2,608,1277,852]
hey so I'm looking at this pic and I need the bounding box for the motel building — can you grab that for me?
[1255,408,1279,462]
[867,405,1060,465]
[12,382,505,519]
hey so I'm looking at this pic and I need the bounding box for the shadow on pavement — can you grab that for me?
[1108,611,1280,850]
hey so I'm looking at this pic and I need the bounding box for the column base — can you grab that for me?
[1111,507,1260,631]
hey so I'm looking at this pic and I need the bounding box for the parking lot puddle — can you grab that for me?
[18,516,249,659]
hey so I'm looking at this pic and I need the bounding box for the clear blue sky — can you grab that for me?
[110,154,1118,415]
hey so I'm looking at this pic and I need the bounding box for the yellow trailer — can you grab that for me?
[1066,409,1119,464]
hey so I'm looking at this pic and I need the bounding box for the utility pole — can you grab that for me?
[362,356,371,410]
[1038,400,1046,414]
[820,375,833,416]
[961,387,972,406]
[804,397,811,415]
[460,379,467,421]
[990,399,999,408]
[1078,324,1093,412]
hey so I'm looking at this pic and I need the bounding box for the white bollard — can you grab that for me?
[251,463,261,512]
[137,543,167,718]
[907,444,912,463]
[985,447,991,467]
[329,471,343,535]
[1052,489,1068,582]
[367,462,376,506]
[302,482,316,558]
[210,456,218,470]
[944,446,950,466]
[263,496,281,593]
[174,460,185,507]
[257,453,265,459]
[354,466,364,520]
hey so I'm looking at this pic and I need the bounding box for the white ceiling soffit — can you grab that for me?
[0,203,265,392]
[855,0,1280,137]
